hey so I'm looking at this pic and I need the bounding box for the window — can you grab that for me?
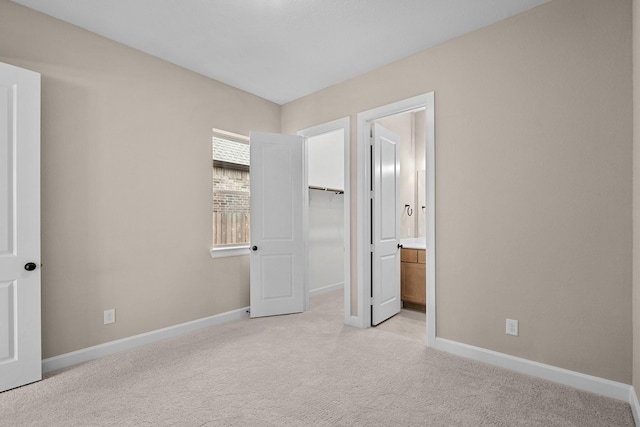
[212,129,250,249]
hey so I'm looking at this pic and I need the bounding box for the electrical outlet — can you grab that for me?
[104,309,116,325]
[506,318,518,336]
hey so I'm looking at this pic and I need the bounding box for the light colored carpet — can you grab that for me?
[375,308,426,343]
[0,290,634,426]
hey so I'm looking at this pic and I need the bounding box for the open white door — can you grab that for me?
[249,132,306,318]
[371,123,401,326]
[0,62,41,392]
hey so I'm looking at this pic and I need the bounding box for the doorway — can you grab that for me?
[371,110,426,339]
[298,118,350,326]
[356,93,435,346]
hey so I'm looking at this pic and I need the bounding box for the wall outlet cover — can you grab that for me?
[506,318,518,336]
[104,309,116,325]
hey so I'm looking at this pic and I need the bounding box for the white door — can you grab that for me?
[249,132,306,318]
[371,123,401,326]
[0,62,41,392]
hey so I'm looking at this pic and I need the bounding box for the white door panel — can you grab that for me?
[0,85,13,255]
[0,61,41,392]
[249,132,306,318]
[380,139,397,240]
[372,123,401,326]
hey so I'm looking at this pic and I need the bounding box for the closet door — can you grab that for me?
[0,62,41,392]
[249,132,306,318]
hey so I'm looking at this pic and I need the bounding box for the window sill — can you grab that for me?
[210,245,250,259]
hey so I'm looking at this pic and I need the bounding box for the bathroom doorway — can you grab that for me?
[372,109,427,341]
[356,93,435,346]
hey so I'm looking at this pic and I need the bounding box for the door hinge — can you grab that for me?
[370,297,375,306]
[369,191,374,199]
[370,244,374,253]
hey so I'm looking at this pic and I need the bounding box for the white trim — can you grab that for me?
[298,117,351,326]
[630,387,640,426]
[424,92,436,346]
[356,110,368,329]
[209,245,250,258]
[42,306,249,373]
[356,93,435,330]
[433,337,633,403]
[346,316,361,328]
[211,127,249,143]
[303,136,310,311]
[309,282,344,296]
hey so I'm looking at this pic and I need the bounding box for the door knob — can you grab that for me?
[24,262,37,271]
[252,246,258,251]
[397,244,403,249]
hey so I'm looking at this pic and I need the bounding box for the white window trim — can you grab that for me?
[209,245,250,259]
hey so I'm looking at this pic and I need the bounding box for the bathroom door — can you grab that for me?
[371,123,401,325]
[249,132,306,318]
[0,62,42,392]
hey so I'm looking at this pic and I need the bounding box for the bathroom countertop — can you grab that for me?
[400,238,426,250]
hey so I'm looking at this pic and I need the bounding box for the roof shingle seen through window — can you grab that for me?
[212,137,250,166]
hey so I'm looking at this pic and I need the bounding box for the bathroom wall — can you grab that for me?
[377,111,426,239]
[414,111,427,238]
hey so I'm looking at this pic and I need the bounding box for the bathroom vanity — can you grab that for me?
[400,246,426,311]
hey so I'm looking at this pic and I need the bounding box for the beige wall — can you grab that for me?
[0,0,280,358]
[282,0,633,383]
[634,0,640,394]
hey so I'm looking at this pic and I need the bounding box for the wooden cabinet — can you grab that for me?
[401,248,426,311]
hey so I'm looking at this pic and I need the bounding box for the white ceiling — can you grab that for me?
[12,0,548,105]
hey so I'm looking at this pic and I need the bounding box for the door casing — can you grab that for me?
[355,93,435,346]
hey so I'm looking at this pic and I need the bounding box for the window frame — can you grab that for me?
[210,128,251,259]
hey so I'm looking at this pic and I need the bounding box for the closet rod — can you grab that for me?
[309,185,344,195]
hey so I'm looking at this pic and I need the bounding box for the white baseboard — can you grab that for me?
[630,386,640,426]
[433,337,633,403]
[42,306,249,373]
[309,282,344,296]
